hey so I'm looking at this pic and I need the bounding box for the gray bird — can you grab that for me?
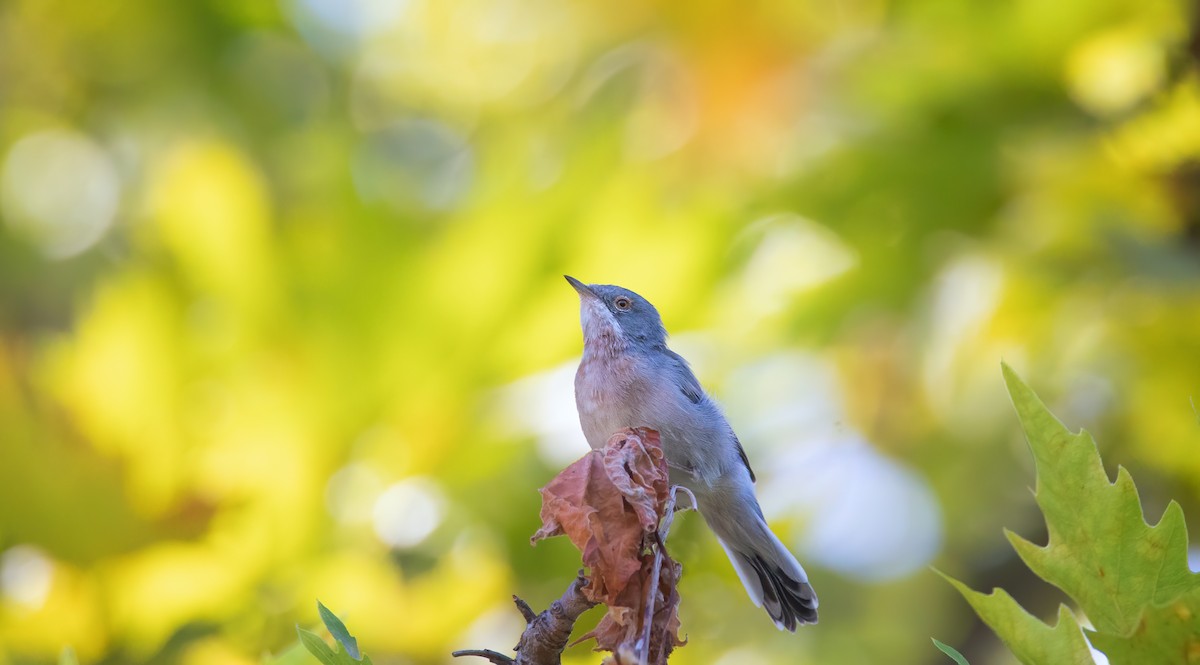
[565,276,818,631]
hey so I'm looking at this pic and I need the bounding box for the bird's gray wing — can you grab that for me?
[663,348,757,483]
[666,349,706,405]
[731,433,756,483]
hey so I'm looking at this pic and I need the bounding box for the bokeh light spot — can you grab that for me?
[372,477,445,548]
[0,545,54,610]
[769,436,944,581]
[1,129,120,259]
[1066,28,1165,117]
[489,360,589,467]
[736,214,858,315]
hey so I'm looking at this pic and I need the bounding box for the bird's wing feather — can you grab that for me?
[663,348,757,482]
[732,433,756,483]
[665,348,706,405]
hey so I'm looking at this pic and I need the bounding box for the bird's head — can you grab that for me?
[565,276,667,349]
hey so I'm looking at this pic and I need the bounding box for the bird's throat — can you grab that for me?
[582,328,626,360]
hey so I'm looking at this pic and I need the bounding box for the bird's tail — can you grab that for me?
[696,488,818,631]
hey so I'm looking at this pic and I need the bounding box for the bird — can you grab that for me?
[564,275,818,631]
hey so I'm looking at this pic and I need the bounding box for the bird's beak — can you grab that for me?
[564,275,596,299]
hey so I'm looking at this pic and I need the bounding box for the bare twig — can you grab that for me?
[450,649,515,665]
[637,535,665,663]
[514,595,539,624]
[636,486,693,663]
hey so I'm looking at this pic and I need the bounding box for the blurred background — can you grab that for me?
[1,0,1198,663]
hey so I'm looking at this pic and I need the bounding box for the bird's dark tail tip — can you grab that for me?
[746,553,819,632]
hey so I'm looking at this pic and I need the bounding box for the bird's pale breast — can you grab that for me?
[574,349,727,487]
[574,351,643,449]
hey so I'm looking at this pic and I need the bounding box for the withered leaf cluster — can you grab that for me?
[531,428,686,663]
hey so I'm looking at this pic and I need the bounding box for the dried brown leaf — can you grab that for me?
[531,428,683,664]
[532,428,670,604]
[581,551,685,662]
[603,429,670,533]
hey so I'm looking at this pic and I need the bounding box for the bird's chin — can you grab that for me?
[580,297,622,342]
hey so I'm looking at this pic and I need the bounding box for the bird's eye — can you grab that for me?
[614,297,632,311]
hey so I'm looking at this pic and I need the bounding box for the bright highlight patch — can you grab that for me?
[738,214,858,315]
[1,129,120,258]
[0,545,53,610]
[1066,28,1165,116]
[372,477,445,548]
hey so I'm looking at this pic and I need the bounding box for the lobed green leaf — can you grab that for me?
[940,571,1093,665]
[1087,586,1200,665]
[944,365,1200,664]
[1002,363,1200,636]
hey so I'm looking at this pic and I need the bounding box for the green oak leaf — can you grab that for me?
[945,364,1200,664]
[939,572,1093,665]
[1087,586,1200,665]
[1001,363,1200,636]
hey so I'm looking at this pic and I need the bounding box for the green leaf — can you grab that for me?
[931,637,971,665]
[317,600,361,660]
[1087,586,1200,665]
[296,624,374,665]
[944,365,1200,664]
[297,627,339,665]
[939,571,1093,665]
[1001,362,1200,636]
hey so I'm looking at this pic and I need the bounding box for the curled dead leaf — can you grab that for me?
[581,551,686,662]
[532,428,685,664]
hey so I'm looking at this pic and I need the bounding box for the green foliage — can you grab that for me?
[297,602,373,665]
[932,638,970,665]
[941,577,1093,664]
[1087,587,1200,662]
[317,600,361,660]
[945,364,1200,664]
